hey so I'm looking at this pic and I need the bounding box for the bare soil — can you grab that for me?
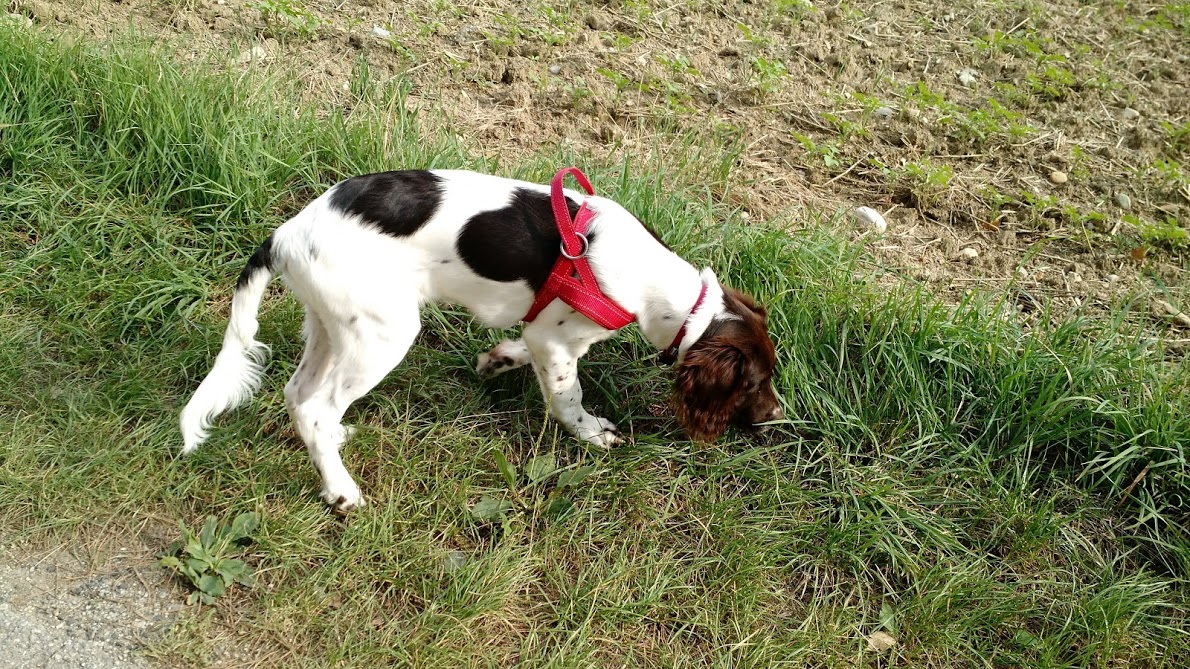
[10,0,1189,330]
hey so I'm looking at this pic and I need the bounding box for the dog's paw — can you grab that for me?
[475,351,514,379]
[580,418,622,448]
[477,340,531,379]
[321,483,365,514]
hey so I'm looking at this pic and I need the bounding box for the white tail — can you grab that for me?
[180,240,276,453]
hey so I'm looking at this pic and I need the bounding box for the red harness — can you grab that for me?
[523,168,636,330]
[523,167,708,364]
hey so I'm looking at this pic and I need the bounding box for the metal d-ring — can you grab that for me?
[560,233,589,259]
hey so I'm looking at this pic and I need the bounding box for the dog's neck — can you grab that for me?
[637,266,725,363]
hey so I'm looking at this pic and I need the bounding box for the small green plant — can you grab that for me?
[1024,63,1077,101]
[775,0,814,19]
[822,111,870,140]
[600,31,635,51]
[598,66,637,92]
[564,79,596,111]
[900,161,954,207]
[160,511,259,605]
[471,451,597,528]
[736,21,772,48]
[656,53,700,79]
[1138,216,1189,250]
[750,56,787,96]
[791,132,845,169]
[904,80,946,108]
[1162,120,1190,155]
[249,0,321,39]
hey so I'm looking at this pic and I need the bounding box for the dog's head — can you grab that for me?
[673,288,782,441]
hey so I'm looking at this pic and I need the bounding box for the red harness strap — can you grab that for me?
[523,168,636,331]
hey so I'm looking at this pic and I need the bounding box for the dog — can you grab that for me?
[180,169,782,511]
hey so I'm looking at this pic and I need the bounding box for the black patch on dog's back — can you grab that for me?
[328,170,443,237]
[456,188,584,290]
[236,234,274,290]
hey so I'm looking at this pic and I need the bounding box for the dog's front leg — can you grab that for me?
[524,334,621,448]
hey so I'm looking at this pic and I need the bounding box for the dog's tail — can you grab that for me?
[180,235,278,454]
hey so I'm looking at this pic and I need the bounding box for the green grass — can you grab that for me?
[2,25,1190,667]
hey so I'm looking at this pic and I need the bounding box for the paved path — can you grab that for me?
[0,545,179,669]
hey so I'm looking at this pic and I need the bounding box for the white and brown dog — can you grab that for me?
[180,170,781,511]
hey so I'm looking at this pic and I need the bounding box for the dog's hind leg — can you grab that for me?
[476,339,531,378]
[288,305,421,513]
[284,312,335,415]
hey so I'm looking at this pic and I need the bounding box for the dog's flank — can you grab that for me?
[180,169,781,511]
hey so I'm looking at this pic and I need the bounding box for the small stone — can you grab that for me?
[1121,107,1140,120]
[1049,170,1068,185]
[958,68,978,87]
[443,550,469,573]
[1107,274,1120,283]
[956,247,979,262]
[1114,192,1131,209]
[549,64,562,75]
[867,631,898,652]
[851,206,888,232]
[370,26,391,39]
[238,45,267,64]
[874,106,894,120]
[2,11,33,27]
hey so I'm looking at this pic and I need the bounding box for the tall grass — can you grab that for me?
[2,25,1187,667]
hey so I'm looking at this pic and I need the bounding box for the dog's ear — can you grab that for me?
[725,288,767,320]
[673,339,745,442]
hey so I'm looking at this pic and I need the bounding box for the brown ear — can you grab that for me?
[673,340,745,442]
[725,288,767,319]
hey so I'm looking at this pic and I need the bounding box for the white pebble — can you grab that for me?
[371,26,392,39]
[851,206,888,232]
[1049,170,1068,185]
[1107,274,1120,283]
[867,631,898,652]
[1114,192,1131,209]
[874,106,894,120]
[958,69,978,87]
[549,64,562,75]
[1121,107,1140,120]
[956,247,979,261]
[442,550,469,573]
[238,45,267,64]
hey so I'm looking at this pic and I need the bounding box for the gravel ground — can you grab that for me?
[0,545,181,669]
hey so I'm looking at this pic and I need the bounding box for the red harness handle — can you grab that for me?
[523,168,636,331]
